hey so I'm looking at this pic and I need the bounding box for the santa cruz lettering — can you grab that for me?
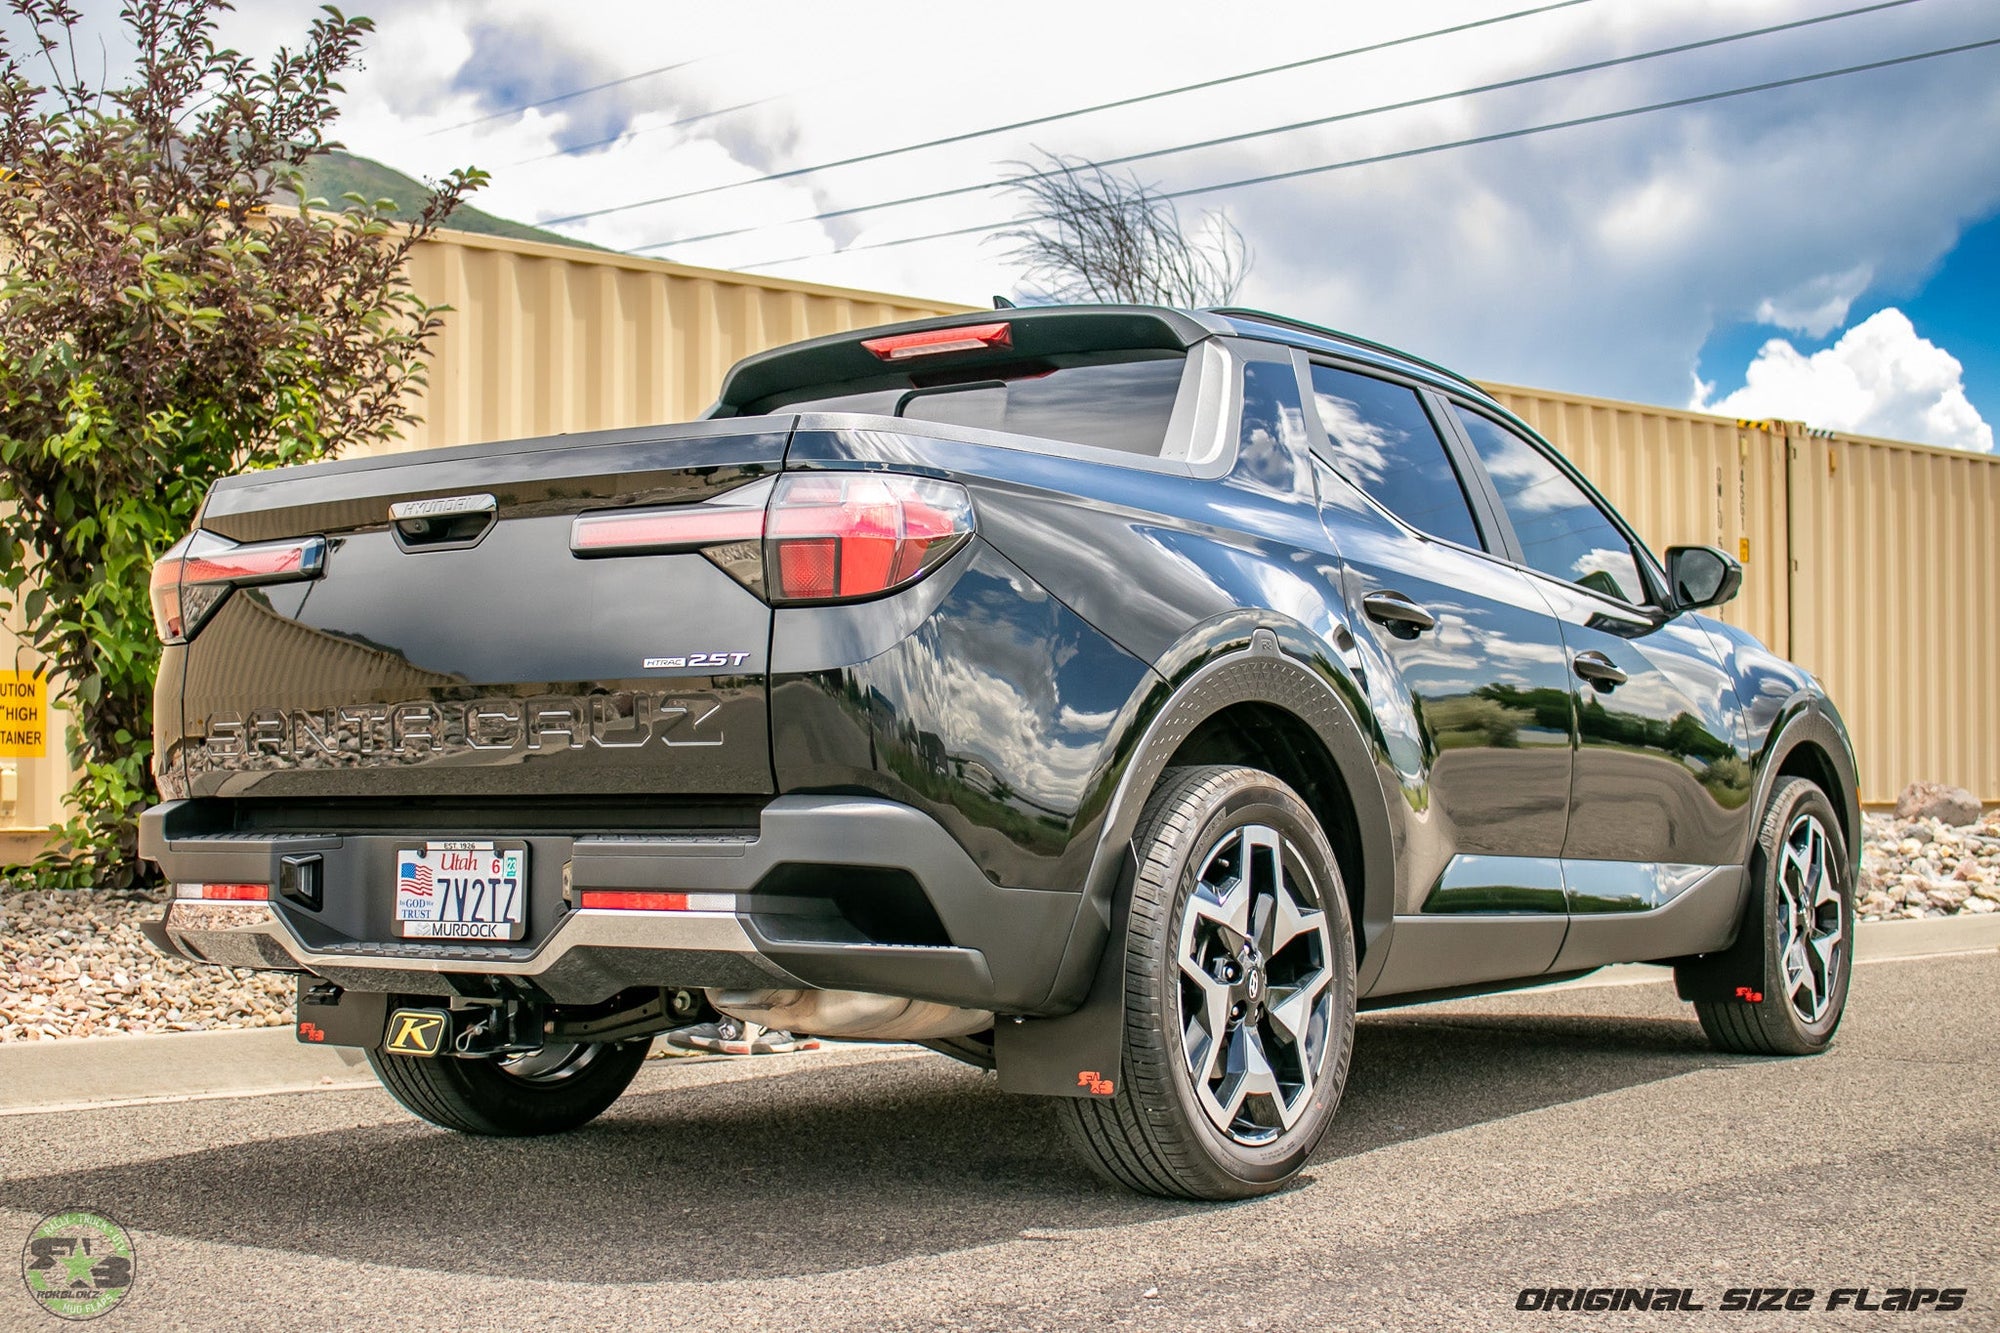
[197,690,724,763]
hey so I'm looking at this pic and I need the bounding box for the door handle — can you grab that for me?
[1362,590,1437,636]
[1572,650,1629,691]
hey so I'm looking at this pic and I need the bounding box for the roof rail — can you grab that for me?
[1207,307,1486,396]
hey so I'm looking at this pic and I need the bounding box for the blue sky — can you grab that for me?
[1697,210,1998,438]
[19,0,1997,451]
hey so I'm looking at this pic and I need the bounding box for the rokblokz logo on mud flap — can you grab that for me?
[20,1210,135,1320]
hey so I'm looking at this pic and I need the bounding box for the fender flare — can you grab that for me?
[1673,690,1861,1001]
[1743,692,1862,866]
[995,619,1395,1097]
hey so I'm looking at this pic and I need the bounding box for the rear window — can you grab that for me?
[767,353,1186,457]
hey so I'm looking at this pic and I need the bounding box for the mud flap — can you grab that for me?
[1672,868,1765,1002]
[994,851,1131,1099]
[293,980,389,1049]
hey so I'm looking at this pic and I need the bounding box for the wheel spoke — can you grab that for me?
[1267,861,1326,956]
[1265,966,1329,1047]
[1180,958,1233,1083]
[1189,873,1252,942]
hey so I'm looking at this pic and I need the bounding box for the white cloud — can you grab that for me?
[1753,264,1874,338]
[136,0,2000,426]
[1691,308,1993,452]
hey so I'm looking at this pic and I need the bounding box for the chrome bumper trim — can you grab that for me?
[160,901,777,981]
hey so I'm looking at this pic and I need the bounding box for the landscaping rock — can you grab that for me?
[1894,781,1983,826]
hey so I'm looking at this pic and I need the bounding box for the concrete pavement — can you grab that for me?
[0,932,1992,1330]
[4,913,1994,1116]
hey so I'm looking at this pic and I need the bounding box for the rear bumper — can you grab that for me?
[140,795,1083,1012]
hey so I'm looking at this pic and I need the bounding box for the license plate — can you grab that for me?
[394,841,527,941]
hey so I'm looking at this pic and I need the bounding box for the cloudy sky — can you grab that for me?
[34,0,2000,449]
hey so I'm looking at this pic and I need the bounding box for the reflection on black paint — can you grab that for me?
[778,546,1152,891]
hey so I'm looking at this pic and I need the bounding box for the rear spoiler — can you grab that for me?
[709,304,1224,418]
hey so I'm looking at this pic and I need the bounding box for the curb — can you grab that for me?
[2,917,1995,1115]
[0,1024,375,1115]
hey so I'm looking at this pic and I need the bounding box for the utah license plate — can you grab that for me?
[394,841,527,941]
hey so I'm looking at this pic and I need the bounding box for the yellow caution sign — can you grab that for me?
[0,672,46,758]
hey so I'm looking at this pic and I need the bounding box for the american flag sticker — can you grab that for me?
[398,860,434,896]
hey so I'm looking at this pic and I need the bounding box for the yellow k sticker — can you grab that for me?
[385,1009,448,1057]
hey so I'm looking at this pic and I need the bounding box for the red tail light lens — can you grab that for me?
[861,321,1012,361]
[151,533,327,643]
[571,473,973,604]
[766,473,972,603]
[149,557,187,642]
[175,882,270,901]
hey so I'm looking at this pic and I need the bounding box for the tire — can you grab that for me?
[367,1028,649,1136]
[1056,765,1357,1200]
[1689,777,1855,1056]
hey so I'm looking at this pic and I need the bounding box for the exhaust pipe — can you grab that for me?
[708,988,992,1041]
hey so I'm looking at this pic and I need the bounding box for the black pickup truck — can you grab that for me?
[142,305,1859,1199]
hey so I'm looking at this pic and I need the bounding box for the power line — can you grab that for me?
[422,55,707,137]
[535,0,1599,227]
[731,35,2000,271]
[631,0,1922,255]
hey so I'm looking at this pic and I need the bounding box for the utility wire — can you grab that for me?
[631,0,1922,255]
[422,55,707,137]
[732,35,2000,270]
[535,0,1600,227]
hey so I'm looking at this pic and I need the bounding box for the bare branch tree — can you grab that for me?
[997,152,1249,307]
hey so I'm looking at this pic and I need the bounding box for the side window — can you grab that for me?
[1452,406,1647,605]
[1234,360,1313,496]
[1307,363,1484,550]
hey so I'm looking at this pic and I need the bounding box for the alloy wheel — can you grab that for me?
[1776,812,1844,1024]
[1177,823,1336,1145]
[498,1042,603,1084]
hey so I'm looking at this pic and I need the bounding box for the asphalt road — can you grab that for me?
[1,950,1994,1332]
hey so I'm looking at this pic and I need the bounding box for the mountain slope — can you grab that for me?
[300,150,601,250]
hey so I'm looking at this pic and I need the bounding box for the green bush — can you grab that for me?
[0,1,482,887]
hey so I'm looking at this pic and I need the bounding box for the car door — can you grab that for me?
[1441,403,1752,948]
[1299,357,1578,992]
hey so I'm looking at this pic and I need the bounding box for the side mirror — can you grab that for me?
[1665,545,1743,611]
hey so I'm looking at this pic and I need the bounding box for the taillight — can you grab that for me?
[175,882,270,901]
[861,321,1012,361]
[569,479,771,555]
[576,890,734,911]
[765,474,971,602]
[571,472,973,604]
[150,532,327,643]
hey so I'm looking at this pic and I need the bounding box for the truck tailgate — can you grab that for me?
[162,420,790,803]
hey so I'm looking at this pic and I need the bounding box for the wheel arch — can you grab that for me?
[1165,701,1371,966]
[995,619,1393,1098]
[1750,695,1862,866]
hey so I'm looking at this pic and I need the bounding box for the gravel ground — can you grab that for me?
[0,806,1992,1043]
[1860,809,2000,920]
[0,886,291,1043]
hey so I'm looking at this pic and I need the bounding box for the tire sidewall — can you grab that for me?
[1135,776,1357,1189]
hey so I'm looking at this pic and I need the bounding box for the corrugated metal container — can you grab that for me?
[1786,429,2000,806]
[4,236,1993,859]
[1494,387,2000,805]
[388,232,975,454]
